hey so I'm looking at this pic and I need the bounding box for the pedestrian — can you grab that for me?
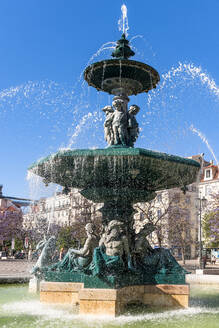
[203,255,207,268]
[211,255,216,265]
[59,247,64,261]
[28,248,32,261]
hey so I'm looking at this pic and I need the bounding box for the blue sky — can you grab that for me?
[0,0,219,199]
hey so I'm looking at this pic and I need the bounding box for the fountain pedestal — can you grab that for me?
[40,281,189,316]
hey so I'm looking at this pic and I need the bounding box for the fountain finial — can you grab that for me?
[111,33,135,60]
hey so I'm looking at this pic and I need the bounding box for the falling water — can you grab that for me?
[144,61,219,160]
[148,62,219,105]
[190,125,218,165]
[79,42,116,83]
[26,171,61,201]
[118,4,129,36]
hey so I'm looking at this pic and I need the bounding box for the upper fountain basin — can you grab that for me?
[84,59,160,96]
[29,148,200,203]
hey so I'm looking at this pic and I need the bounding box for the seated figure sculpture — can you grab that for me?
[133,223,186,274]
[51,223,98,272]
[91,220,133,276]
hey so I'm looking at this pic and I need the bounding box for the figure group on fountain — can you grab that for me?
[102,98,140,147]
[31,219,186,279]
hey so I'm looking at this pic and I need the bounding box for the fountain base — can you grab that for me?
[40,281,189,317]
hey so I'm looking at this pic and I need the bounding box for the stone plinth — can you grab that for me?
[143,284,189,308]
[40,281,84,305]
[40,282,189,316]
[29,277,41,293]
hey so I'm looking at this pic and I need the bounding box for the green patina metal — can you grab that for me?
[44,270,186,288]
[29,147,200,169]
[29,147,200,204]
[111,33,135,60]
[83,34,159,96]
[84,59,160,96]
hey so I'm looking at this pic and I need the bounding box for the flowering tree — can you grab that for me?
[0,207,24,242]
[203,193,219,248]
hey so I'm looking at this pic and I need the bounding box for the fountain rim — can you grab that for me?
[83,58,160,94]
[29,147,200,171]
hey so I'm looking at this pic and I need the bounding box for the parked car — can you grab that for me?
[14,251,25,259]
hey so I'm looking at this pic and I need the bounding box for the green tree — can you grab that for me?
[203,212,219,248]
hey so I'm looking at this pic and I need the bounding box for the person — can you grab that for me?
[51,249,59,262]
[127,105,140,147]
[28,248,32,261]
[211,254,216,265]
[51,223,98,271]
[203,255,207,268]
[102,105,114,146]
[59,247,64,261]
[112,99,128,146]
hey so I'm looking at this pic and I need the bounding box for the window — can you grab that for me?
[157,194,162,202]
[205,169,212,180]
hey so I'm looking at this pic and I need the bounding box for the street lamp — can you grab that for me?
[196,194,207,269]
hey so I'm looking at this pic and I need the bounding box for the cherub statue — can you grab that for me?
[102,105,114,146]
[31,235,56,278]
[111,99,128,146]
[51,223,98,272]
[127,104,140,147]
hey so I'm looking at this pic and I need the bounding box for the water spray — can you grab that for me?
[190,125,218,165]
[118,4,129,36]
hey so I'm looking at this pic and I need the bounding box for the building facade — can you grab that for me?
[23,188,102,230]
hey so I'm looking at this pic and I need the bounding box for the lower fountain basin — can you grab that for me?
[29,147,200,203]
[1,284,219,325]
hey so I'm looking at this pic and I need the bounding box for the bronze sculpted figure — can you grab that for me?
[99,220,130,258]
[31,235,56,278]
[51,223,98,271]
[111,99,128,146]
[128,105,140,147]
[102,105,114,145]
[102,98,140,147]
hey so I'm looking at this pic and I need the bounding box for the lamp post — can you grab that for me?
[197,194,207,269]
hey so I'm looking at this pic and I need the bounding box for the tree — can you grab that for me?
[0,207,24,242]
[23,191,103,251]
[202,193,219,248]
[168,205,193,264]
[135,190,197,263]
[135,191,175,248]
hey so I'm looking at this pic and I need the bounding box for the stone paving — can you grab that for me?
[0,259,35,278]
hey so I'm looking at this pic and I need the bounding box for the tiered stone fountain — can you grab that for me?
[29,34,200,316]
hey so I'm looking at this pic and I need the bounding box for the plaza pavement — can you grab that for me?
[0,259,35,283]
